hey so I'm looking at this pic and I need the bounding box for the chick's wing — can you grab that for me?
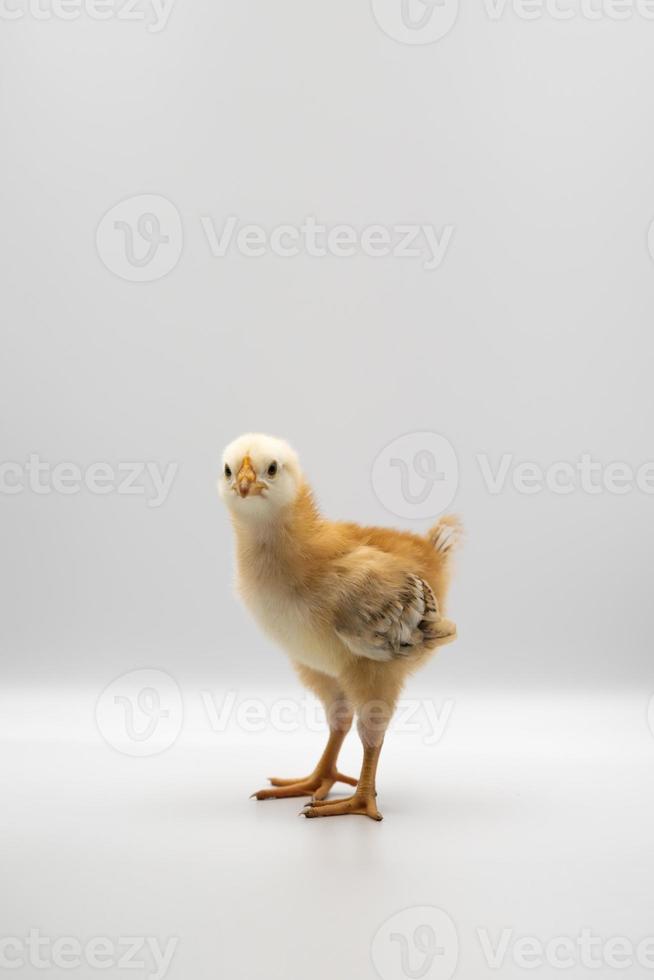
[325,546,455,662]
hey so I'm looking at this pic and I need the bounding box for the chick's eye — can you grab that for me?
[267,461,278,478]
[224,464,232,479]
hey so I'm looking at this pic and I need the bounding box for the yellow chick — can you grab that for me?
[219,433,461,820]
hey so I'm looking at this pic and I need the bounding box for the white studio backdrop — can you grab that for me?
[3,8,654,980]
[1,2,653,695]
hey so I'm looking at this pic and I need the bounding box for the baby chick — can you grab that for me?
[219,433,461,820]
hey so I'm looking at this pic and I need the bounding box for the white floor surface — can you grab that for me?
[2,686,653,980]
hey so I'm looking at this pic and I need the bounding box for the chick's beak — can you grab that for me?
[236,455,257,498]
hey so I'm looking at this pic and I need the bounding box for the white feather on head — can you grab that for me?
[218,433,303,521]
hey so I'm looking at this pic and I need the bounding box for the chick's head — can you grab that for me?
[219,433,302,521]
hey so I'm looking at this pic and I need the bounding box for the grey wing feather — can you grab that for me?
[333,569,454,663]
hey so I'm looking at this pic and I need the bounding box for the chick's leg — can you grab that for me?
[303,670,400,821]
[252,667,356,801]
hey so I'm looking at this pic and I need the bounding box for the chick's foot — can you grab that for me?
[252,770,357,801]
[301,792,383,821]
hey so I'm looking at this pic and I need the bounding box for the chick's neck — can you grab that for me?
[233,482,322,574]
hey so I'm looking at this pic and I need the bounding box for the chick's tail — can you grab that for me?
[426,514,463,558]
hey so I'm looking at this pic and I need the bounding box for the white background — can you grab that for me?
[1,1,654,978]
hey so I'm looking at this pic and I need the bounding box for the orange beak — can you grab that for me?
[236,455,261,498]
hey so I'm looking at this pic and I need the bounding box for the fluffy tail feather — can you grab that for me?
[427,514,463,556]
